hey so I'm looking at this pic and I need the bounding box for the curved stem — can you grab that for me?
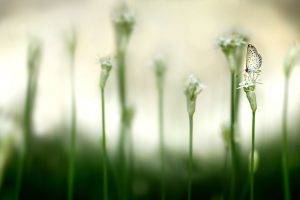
[101,88,108,200]
[282,76,291,200]
[188,114,193,200]
[16,58,40,199]
[250,111,256,200]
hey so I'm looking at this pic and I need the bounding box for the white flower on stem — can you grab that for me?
[99,56,113,89]
[238,72,261,91]
[217,31,248,72]
[184,74,205,116]
[112,1,135,40]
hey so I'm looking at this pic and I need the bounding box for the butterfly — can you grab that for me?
[245,44,262,73]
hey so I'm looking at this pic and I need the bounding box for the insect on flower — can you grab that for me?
[239,44,262,90]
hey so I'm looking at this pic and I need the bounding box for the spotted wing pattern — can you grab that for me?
[246,44,262,73]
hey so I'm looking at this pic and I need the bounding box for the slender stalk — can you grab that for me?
[113,4,135,198]
[250,111,256,200]
[128,124,134,200]
[188,114,193,200]
[222,145,229,198]
[101,88,108,200]
[16,42,41,199]
[229,72,238,200]
[115,45,126,198]
[184,74,203,200]
[281,76,291,200]
[15,146,25,200]
[68,59,77,200]
[158,81,165,200]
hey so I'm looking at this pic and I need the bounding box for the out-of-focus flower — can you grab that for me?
[153,55,167,79]
[152,54,167,89]
[217,31,248,72]
[99,56,113,89]
[284,44,300,77]
[112,1,135,49]
[184,75,205,116]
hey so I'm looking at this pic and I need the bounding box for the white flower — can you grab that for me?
[238,72,261,90]
[100,56,113,71]
[153,54,167,78]
[217,32,248,56]
[112,2,135,37]
[184,75,205,99]
[184,74,205,116]
[99,56,113,88]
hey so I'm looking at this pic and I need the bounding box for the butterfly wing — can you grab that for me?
[246,44,262,73]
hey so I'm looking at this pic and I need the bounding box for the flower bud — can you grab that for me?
[112,2,135,50]
[184,75,205,116]
[153,55,167,88]
[99,56,113,89]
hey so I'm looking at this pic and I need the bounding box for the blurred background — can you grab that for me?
[0,0,300,199]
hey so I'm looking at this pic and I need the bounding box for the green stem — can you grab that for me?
[15,148,25,200]
[229,72,238,200]
[128,125,134,200]
[16,60,39,199]
[188,114,193,200]
[158,84,165,200]
[250,111,256,200]
[116,41,129,200]
[68,60,77,200]
[101,88,108,200]
[282,76,291,200]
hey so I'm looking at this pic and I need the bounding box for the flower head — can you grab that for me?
[152,55,167,88]
[217,33,247,55]
[284,44,300,77]
[153,55,167,78]
[238,72,261,92]
[217,31,248,72]
[112,2,135,40]
[99,56,113,88]
[184,74,205,116]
